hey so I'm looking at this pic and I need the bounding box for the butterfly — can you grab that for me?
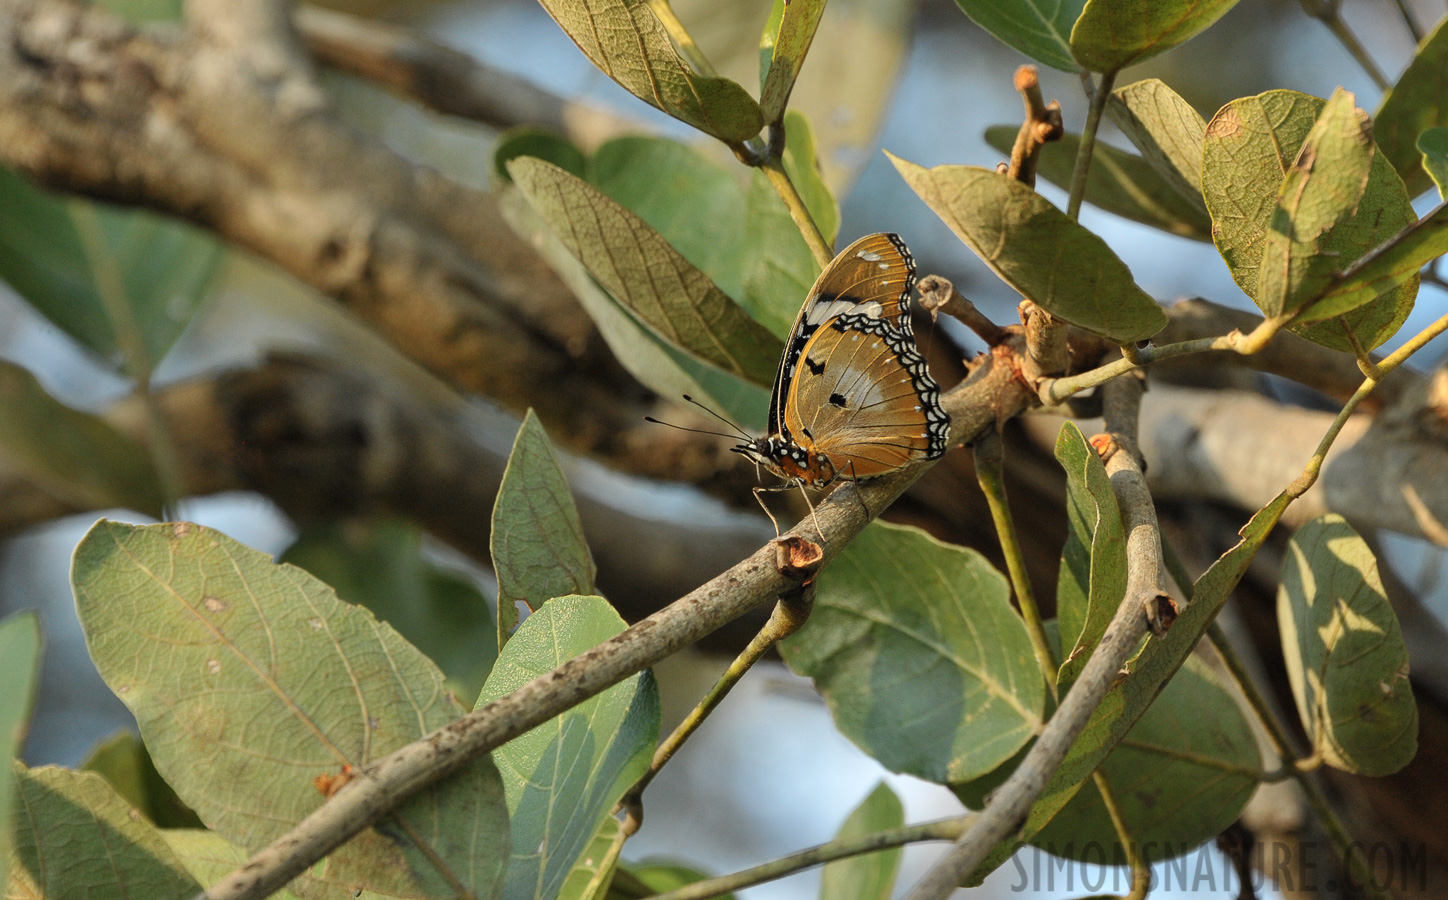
[733,232,950,492]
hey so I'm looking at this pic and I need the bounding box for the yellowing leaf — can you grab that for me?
[1070,0,1240,73]
[1108,78,1206,200]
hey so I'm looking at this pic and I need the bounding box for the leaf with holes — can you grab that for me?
[1031,658,1260,863]
[476,595,659,900]
[1070,0,1240,73]
[1278,515,1417,775]
[7,765,201,899]
[983,126,1211,239]
[491,411,595,647]
[821,783,905,900]
[1054,423,1127,690]
[889,153,1166,342]
[1202,90,1417,351]
[1375,17,1448,198]
[72,520,510,899]
[535,0,761,142]
[509,157,782,386]
[1108,78,1206,201]
[781,521,1046,784]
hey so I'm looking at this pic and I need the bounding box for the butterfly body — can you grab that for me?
[735,233,949,488]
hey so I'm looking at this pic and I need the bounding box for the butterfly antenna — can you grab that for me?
[642,417,741,442]
[681,394,752,440]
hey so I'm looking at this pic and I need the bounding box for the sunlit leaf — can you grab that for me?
[1257,89,1376,319]
[983,126,1211,239]
[966,492,1292,884]
[1031,658,1260,863]
[80,731,203,829]
[0,168,221,367]
[781,522,1046,785]
[7,765,201,899]
[759,0,828,123]
[0,360,163,515]
[1054,423,1127,690]
[1374,16,1448,198]
[535,0,762,142]
[0,612,41,894]
[476,596,659,900]
[888,153,1166,342]
[1202,90,1417,351]
[1278,515,1417,776]
[1312,202,1446,326]
[1420,128,1448,199]
[820,783,904,900]
[556,817,626,900]
[1108,78,1206,200]
[281,517,498,703]
[158,830,304,900]
[72,520,510,899]
[508,157,783,386]
[1070,0,1240,73]
[494,179,769,430]
[492,411,596,648]
[953,0,1086,72]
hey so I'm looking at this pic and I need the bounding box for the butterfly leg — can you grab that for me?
[844,460,872,520]
[796,483,824,539]
[751,486,783,538]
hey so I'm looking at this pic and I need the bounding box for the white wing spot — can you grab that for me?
[856,250,883,261]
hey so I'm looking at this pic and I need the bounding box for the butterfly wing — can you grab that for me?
[769,233,920,438]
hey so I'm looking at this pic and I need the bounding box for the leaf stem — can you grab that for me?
[620,590,813,834]
[644,816,975,900]
[1091,772,1152,900]
[973,431,1058,693]
[760,144,834,269]
[647,0,718,77]
[1038,315,1289,404]
[70,203,185,518]
[1067,70,1117,221]
[1391,0,1424,44]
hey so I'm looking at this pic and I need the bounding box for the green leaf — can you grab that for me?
[1070,0,1240,73]
[610,863,733,900]
[1312,202,1447,328]
[1374,16,1448,198]
[7,765,201,899]
[588,136,750,300]
[0,168,221,367]
[1419,128,1448,199]
[1202,90,1417,351]
[1031,658,1260,863]
[494,179,770,430]
[759,0,827,123]
[80,731,204,829]
[983,126,1212,240]
[535,0,762,142]
[1108,78,1207,200]
[72,520,510,900]
[780,110,841,245]
[281,517,498,704]
[1278,515,1418,776]
[1054,423,1127,690]
[158,830,304,900]
[888,153,1167,342]
[475,595,659,900]
[0,612,41,894]
[508,156,783,386]
[495,128,588,183]
[1257,89,1376,319]
[820,783,905,900]
[492,411,596,647]
[966,491,1292,884]
[952,0,1087,72]
[556,816,626,900]
[780,521,1046,785]
[0,359,163,515]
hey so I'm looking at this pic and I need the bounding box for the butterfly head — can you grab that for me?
[732,435,838,487]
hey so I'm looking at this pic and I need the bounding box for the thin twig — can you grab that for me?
[758,121,834,268]
[1067,70,1117,221]
[974,430,1058,693]
[916,275,1007,345]
[1006,65,1063,188]
[621,544,819,834]
[1390,0,1425,44]
[646,816,975,900]
[1299,0,1391,90]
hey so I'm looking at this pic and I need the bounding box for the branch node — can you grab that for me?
[1006,65,1062,186]
[917,275,1007,346]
